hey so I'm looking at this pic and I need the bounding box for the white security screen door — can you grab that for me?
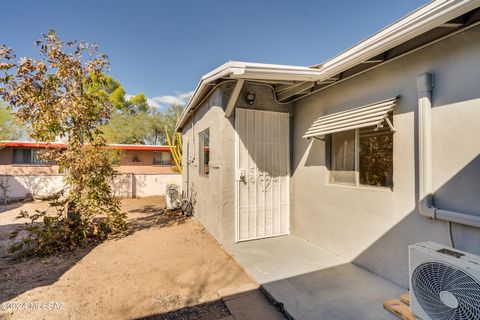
[235,108,290,242]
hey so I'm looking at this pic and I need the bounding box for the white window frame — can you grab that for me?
[198,128,210,176]
[328,120,394,189]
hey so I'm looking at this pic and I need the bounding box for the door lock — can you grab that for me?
[238,169,247,183]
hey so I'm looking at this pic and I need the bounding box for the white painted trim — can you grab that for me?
[277,82,315,101]
[176,0,479,131]
[235,110,240,242]
[304,98,397,138]
[234,109,290,242]
[225,79,244,118]
[176,62,322,130]
[310,0,480,74]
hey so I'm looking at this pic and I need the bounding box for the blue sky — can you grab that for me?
[1,0,427,109]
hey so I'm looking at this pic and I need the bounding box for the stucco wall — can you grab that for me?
[0,173,181,200]
[0,147,175,175]
[181,83,292,245]
[179,26,480,289]
[118,150,175,174]
[291,25,480,287]
[0,147,60,174]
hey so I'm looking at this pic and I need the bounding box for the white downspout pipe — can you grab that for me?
[417,73,436,219]
[417,73,480,229]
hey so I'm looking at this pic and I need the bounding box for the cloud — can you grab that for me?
[127,91,194,109]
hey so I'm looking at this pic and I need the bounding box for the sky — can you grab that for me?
[1,0,428,110]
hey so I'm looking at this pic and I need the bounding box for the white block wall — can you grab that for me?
[132,174,182,198]
[0,174,182,199]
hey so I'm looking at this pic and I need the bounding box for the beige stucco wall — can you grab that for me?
[291,25,480,287]
[0,147,60,174]
[0,147,175,175]
[118,150,175,174]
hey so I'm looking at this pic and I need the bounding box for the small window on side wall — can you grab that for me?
[329,112,393,189]
[199,128,210,176]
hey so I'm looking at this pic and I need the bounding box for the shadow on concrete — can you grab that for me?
[134,299,230,320]
[234,155,480,319]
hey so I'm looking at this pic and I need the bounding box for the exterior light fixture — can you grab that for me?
[246,92,256,105]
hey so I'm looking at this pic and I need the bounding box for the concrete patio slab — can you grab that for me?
[226,235,347,284]
[226,235,406,320]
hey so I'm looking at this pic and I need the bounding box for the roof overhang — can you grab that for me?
[310,0,480,78]
[176,0,480,131]
[175,61,322,130]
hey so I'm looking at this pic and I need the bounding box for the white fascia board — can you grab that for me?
[312,0,480,80]
[177,0,480,130]
[176,61,321,130]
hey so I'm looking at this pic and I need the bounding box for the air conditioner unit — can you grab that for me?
[409,242,480,320]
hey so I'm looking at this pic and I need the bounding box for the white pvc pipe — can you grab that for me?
[417,72,480,228]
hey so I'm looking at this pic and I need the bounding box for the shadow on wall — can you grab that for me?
[352,154,480,287]
[0,174,183,201]
[0,175,64,201]
[303,138,326,167]
[112,173,135,198]
[132,174,182,198]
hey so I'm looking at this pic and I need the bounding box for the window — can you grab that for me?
[329,130,356,185]
[12,148,47,165]
[329,113,393,188]
[153,151,172,165]
[199,129,210,175]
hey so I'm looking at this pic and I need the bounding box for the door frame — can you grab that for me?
[234,108,291,242]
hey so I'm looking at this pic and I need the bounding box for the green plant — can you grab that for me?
[164,105,183,173]
[0,30,127,256]
[165,127,183,173]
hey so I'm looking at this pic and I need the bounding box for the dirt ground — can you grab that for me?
[0,197,257,320]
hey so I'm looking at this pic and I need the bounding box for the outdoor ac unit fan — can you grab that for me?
[409,242,480,320]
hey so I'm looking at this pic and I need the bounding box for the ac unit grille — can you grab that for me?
[412,262,480,320]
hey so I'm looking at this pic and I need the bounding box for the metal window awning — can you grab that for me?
[303,97,397,139]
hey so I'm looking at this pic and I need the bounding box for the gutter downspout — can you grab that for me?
[417,73,480,229]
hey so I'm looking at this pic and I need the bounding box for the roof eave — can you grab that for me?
[175,0,480,131]
[175,62,322,131]
[311,0,480,80]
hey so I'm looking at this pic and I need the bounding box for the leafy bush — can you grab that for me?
[1,31,128,256]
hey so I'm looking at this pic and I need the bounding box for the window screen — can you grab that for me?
[329,130,356,185]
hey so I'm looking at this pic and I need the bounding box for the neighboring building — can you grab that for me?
[0,141,180,200]
[0,141,176,175]
[176,1,480,318]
